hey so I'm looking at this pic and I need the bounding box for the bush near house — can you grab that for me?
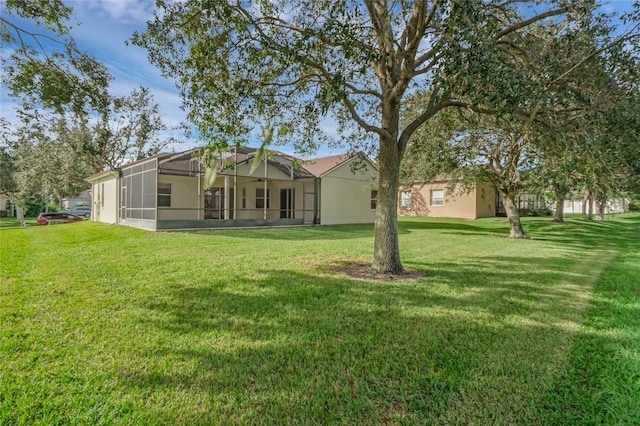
[1,215,639,424]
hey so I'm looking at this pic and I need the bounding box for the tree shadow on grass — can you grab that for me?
[543,246,640,425]
[179,218,508,242]
[434,216,640,252]
[117,251,608,424]
[523,217,639,251]
[182,223,377,241]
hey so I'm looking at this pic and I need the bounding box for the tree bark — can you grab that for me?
[586,190,594,220]
[596,198,606,221]
[372,110,405,274]
[553,189,564,223]
[500,190,529,239]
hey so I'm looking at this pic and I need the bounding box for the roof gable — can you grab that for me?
[303,154,353,177]
[303,153,377,177]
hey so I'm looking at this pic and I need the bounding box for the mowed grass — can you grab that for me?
[0,217,37,228]
[1,214,638,424]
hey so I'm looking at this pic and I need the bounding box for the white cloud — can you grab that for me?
[70,0,154,25]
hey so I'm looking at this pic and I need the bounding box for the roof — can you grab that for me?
[85,147,376,181]
[86,168,121,182]
[303,154,354,177]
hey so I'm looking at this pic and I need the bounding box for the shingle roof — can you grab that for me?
[302,154,353,177]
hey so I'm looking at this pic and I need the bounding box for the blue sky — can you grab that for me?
[1,0,637,157]
[1,0,193,152]
[1,0,344,156]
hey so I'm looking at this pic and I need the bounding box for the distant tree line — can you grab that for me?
[0,0,180,212]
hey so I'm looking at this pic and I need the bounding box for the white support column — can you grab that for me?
[233,146,237,220]
[290,160,294,219]
[263,154,268,220]
[197,162,202,220]
[224,175,230,220]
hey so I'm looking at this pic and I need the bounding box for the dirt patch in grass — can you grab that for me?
[335,261,426,282]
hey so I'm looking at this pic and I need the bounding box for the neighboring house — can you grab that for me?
[86,147,378,230]
[61,190,91,209]
[398,179,497,219]
[561,197,629,215]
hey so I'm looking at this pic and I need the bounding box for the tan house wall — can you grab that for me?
[475,183,497,218]
[234,161,291,180]
[320,157,377,225]
[0,193,7,212]
[92,174,119,224]
[157,174,201,220]
[399,181,496,219]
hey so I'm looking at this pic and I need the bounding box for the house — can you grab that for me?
[398,178,497,219]
[61,190,91,209]
[561,197,629,215]
[86,147,378,230]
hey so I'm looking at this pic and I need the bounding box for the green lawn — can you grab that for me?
[0,217,37,228]
[1,214,638,424]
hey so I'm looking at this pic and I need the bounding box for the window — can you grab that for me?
[241,187,247,209]
[430,189,444,206]
[370,190,378,210]
[158,183,171,207]
[256,188,270,209]
[400,191,412,207]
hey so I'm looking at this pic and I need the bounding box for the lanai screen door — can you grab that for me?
[280,188,294,218]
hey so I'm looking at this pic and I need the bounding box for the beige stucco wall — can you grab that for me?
[475,183,497,218]
[157,174,201,220]
[320,157,377,225]
[234,161,291,180]
[0,193,7,212]
[399,181,496,219]
[92,174,119,224]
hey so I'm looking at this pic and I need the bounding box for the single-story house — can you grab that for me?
[61,190,91,209]
[86,147,378,230]
[399,179,497,219]
[561,196,629,215]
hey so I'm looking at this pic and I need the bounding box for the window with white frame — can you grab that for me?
[157,183,172,207]
[430,189,444,206]
[400,190,412,207]
[370,190,378,210]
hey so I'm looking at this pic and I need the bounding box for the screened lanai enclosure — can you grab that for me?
[116,147,320,230]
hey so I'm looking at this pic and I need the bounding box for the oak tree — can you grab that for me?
[133,0,582,273]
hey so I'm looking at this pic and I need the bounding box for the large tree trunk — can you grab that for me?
[586,190,594,220]
[500,190,529,239]
[372,109,404,274]
[596,197,606,221]
[553,191,564,223]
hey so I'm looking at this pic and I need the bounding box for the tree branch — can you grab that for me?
[341,95,387,138]
[495,8,566,40]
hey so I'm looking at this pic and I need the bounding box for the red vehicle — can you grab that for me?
[36,212,84,225]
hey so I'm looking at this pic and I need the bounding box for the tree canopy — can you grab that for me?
[133,0,602,273]
[1,1,178,208]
